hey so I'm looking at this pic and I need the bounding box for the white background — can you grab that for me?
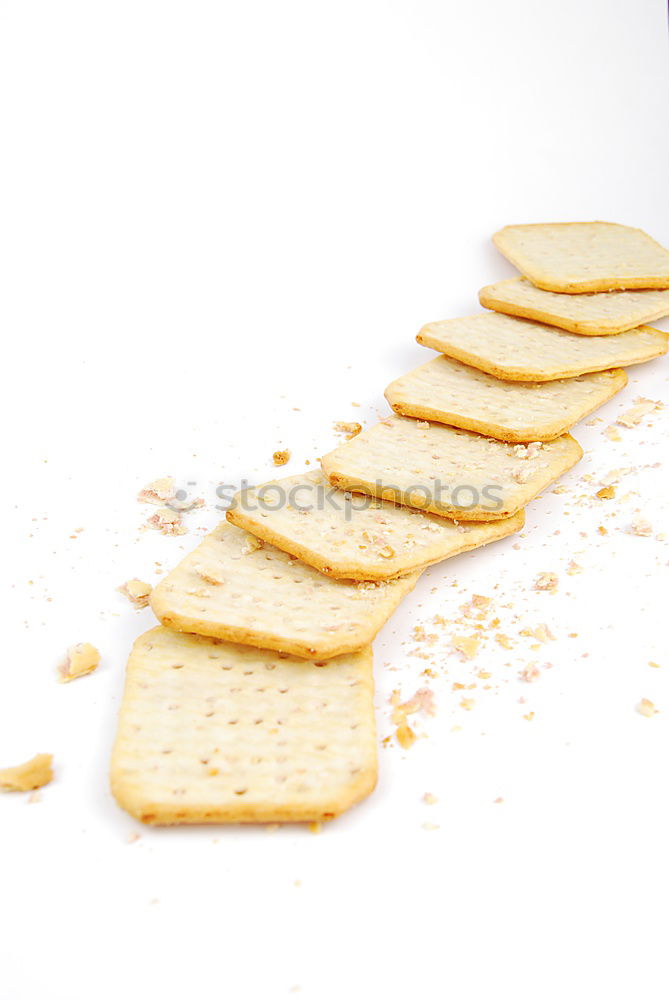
[1,1,668,998]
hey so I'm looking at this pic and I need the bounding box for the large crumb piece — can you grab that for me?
[0,753,53,792]
[333,421,362,440]
[144,507,187,536]
[604,425,621,441]
[118,579,153,609]
[637,698,658,718]
[534,572,558,592]
[617,398,661,428]
[272,449,291,467]
[137,476,176,505]
[58,643,100,683]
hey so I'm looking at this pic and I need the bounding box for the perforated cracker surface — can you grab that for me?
[111,627,377,825]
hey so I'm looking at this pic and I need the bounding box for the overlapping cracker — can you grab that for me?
[417,312,667,381]
[321,414,582,520]
[385,356,627,442]
[226,470,524,580]
[493,222,669,293]
[150,523,420,658]
[479,277,669,335]
[111,627,377,825]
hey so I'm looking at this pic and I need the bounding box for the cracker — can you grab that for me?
[111,627,377,825]
[416,312,667,381]
[479,277,669,335]
[385,356,627,442]
[226,470,524,580]
[493,222,669,293]
[321,414,582,520]
[58,642,100,683]
[150,523,420,658]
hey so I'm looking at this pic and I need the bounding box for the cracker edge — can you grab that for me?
[477,283,668,335]
[149,570,421,659]
[321,435,584,521]
[384,368,628,442]
[110,628,378,825]
[416,325,669,382]
[226,503,525,580]
[492,223,669,294]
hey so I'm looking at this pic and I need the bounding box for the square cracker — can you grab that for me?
[479,277,669,336]
[110,627,377,825]
[150,523,420,659]
[385,355,627,442]
[226,470,524,580]
[493,222,669,293]
[416,312,667,382]
[321,414,582,521]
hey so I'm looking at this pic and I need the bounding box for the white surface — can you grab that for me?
[1,2,668,998]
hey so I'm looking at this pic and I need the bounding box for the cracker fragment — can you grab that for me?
[273,450,291,467]
[637,698,658,718]
[534,572,558,592]
[493,222,669,293]
[479,276,669,335]
[416,313,668,382]
[58,643,100,683]
[119,579,153,609]
[111,628,377,825]
[333,421,362,440]
[144,507,187,536]
[617,398,661,428]
[321,415,582,521]
[0,754,53,792]
[226,470,524,580]
[385,356,627,442]
[138,477,176,505]
[151,522,420,659]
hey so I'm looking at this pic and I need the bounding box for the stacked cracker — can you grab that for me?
[112,221,669,826]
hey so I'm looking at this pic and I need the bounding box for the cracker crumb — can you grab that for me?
[333,421,362,440]
[452,635,480,659]
[118,578,153,608]
[637,698,658,718]
[604,425,621,441]
[144,507,187,536]
[495,633,512,649]
[596,486,616,500]
[534,572,558,593]
[273,449,291,466]
[422,822,440,831]
[58,643,100,683]
[523,711,535,721]
[493,797,504,804]
[520,663,541,683]
[0,753,53,792]
[628,516,653,537]
[649,661,661,669]
[396,723,416,749]
[423,792,438,805]
[617,398,661,428]
[241,535,263,555]
[566,560,582,576]
[137,476,175,505]
[194,564,224,585]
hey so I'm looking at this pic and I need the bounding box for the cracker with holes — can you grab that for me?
[417,312,667,381]
[385,356,627,442]
[493,222,669,293]
[150,523,420,658]
[110,627,377,825]
[226,470,524,580]
[479,277,669,336]
[321,414,582,520]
